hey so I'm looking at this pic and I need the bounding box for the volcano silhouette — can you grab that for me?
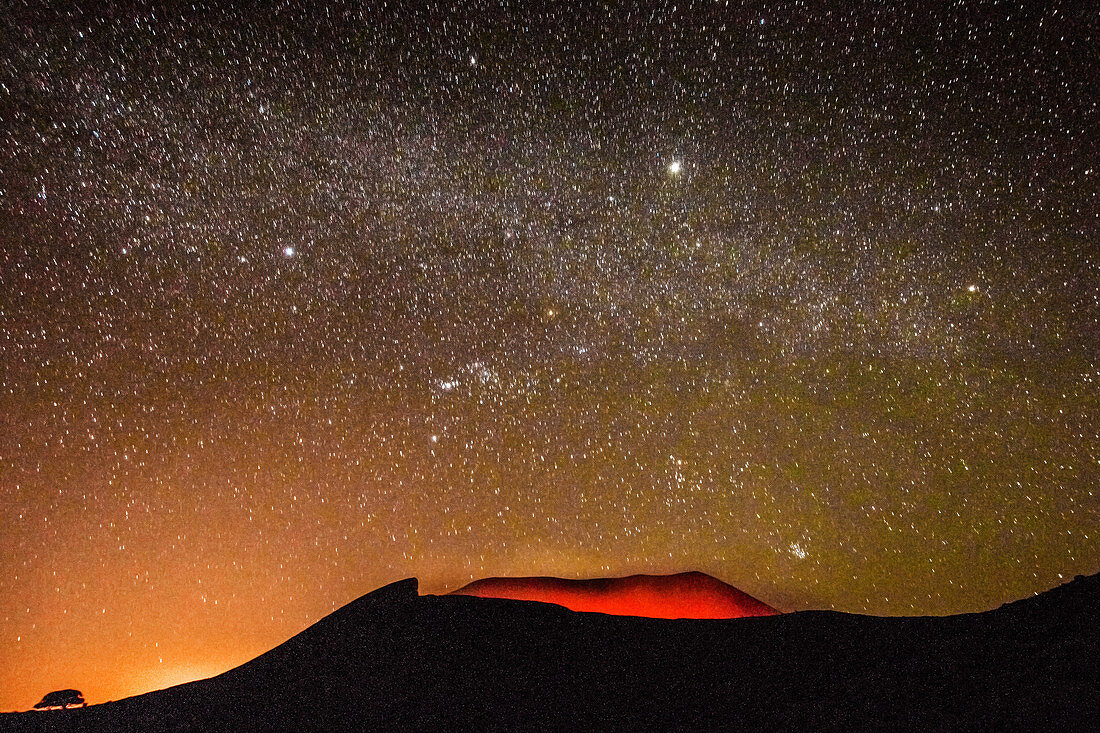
[2,572,1096,731]
[452,571,779,618]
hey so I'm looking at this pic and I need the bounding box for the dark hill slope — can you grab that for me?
[1,573,1097,732]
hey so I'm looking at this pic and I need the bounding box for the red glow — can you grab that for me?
[451,571,779,619]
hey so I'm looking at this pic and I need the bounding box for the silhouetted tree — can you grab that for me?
[33,689,85,710]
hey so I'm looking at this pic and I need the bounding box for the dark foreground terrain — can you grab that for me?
[2,572,1097,732]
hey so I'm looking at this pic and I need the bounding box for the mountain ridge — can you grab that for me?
[1,571,1096,731]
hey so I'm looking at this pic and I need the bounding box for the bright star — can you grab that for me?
[667,160,682,175]
[283,246,295,258]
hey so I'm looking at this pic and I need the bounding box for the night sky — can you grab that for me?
[1,0,1097,710]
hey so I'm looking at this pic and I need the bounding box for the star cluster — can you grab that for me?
[1,0,1097,709]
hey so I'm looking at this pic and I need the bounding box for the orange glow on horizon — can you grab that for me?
[451,572,780,619]
[135,661,237,697]
[0,634,259,713]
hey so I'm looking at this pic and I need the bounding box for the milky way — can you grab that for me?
[1,1,1096,708]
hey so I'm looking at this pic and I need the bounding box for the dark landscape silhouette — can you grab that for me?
[30,692,84,712]
[1,571,1096,732]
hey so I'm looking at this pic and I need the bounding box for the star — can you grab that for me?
[1,2,1093,710]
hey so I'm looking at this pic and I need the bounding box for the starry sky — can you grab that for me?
[1,0,1097,710]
